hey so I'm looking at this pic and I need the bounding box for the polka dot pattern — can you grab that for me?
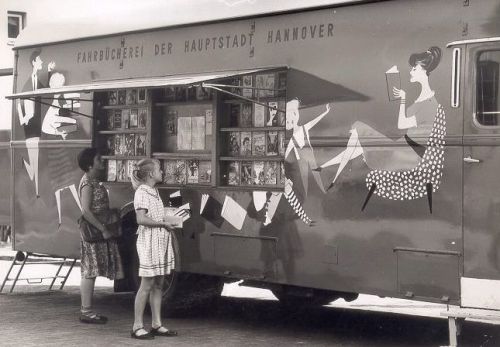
[365,105,446,201]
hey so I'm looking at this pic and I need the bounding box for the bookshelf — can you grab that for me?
[92,69,287,189]
[217,70,287,188]
[151,86,215,186]
[94,88,151,183]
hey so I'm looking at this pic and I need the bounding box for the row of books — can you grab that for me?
[227,161,285,186]
[228,72,287,98]
[229,101,285,128]
[163,86,212,102]
[108,89,148,106]
[107,159,137,182]
[103,134,147,156]
[163,159,212,185]
[227,131,285,157]
[102,108,147,130]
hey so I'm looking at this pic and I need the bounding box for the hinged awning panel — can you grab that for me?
[7,67,285,100]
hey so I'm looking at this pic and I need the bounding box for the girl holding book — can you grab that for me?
[130,159,178,340]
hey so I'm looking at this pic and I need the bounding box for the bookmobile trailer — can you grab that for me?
[5,0,500,344]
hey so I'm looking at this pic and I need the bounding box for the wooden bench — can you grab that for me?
[440,308,500,346]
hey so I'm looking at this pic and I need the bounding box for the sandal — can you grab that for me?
[79,312,108,324]
[150,326,178,337]
[131,327,154,340]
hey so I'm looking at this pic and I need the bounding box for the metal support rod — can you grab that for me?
[0,256,18,292]
[203,83,285,114]
[26,97,93,119]
[59,259,77,290]
[49,257,67,290]
[10,253,29,293]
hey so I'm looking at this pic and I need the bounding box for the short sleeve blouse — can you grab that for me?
[134,184,165,233]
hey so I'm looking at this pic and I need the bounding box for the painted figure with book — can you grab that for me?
[314,47,446,199]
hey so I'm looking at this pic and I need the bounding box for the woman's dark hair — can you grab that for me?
[409,46,442,75]
[77,147,99,172]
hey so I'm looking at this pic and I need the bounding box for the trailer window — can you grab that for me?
[476,51,500,126]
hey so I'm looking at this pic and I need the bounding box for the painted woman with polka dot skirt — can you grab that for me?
[314,47,445,199]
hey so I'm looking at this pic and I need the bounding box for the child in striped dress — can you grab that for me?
[130,159,178,340]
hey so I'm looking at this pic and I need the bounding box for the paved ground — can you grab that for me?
[1,243,500,346]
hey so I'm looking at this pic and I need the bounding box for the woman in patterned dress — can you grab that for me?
[314,46,443,189]
[77,147,124,324]
[130,159,178,340]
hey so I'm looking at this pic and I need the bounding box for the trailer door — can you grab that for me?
[462,42,500,310]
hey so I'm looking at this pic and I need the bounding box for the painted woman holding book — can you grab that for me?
[314,46,443,189]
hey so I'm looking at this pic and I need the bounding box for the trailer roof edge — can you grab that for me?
[447,37,500,47]
[13,0,384,50]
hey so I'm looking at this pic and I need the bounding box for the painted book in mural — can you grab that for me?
[200,193,224,227]
[252,132,266,156]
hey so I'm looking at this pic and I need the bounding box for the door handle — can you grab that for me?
[463,156,481,163]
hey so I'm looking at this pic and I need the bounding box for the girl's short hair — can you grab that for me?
[131,158,160,190]
[77,147,99,172]
[408,46,442,75]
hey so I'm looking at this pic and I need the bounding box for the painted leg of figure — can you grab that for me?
[55,188,62,225]
[69,184,83,212]
[317,129,364,190]
[24,137,40,198]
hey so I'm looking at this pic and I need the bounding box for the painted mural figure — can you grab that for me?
[285,99,330,195]
[16,49,55,197]
[314,47,444,193]
[279,100,331,225]
[42,72,78,139]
